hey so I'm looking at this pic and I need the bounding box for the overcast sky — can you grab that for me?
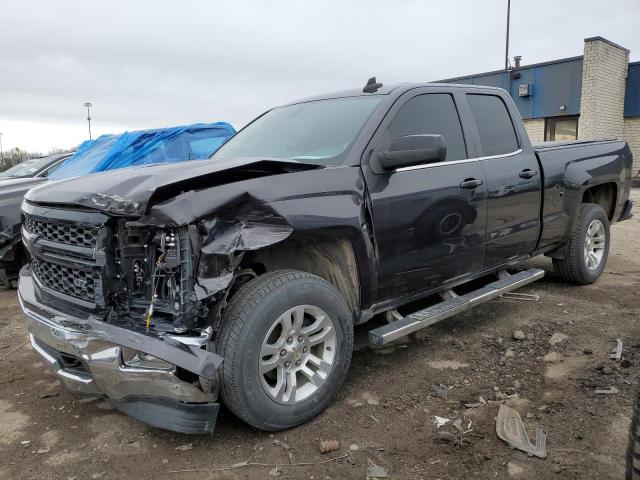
[1,0,639,153]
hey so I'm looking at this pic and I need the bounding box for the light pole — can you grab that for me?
[504,0,511,70]
[83,102,93,140]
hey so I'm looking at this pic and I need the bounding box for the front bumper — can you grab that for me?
[18,271,223,434]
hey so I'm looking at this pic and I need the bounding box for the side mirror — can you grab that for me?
[377,134,447,170]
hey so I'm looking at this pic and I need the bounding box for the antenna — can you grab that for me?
[363,77,383,93]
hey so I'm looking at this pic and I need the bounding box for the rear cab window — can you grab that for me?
[466,94,519,156]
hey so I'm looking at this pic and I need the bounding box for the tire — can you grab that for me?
[553,203,610,284]
[217,269,353,431]
[628,394,640,479]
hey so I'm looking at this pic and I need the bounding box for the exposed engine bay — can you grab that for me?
[112,224,200,333]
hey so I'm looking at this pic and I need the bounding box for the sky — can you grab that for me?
[1,0,639,154]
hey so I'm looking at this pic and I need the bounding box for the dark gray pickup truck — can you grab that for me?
[18,80,633,434]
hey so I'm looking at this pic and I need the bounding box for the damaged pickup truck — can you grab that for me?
[19,80,634,434]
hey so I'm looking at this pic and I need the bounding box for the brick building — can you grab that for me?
[440,36,640,177]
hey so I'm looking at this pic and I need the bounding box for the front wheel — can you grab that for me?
[553,203,610,284]
[217,270,353,431]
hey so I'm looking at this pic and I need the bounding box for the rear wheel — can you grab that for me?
[217,270,353,431]
[553,203,610,284]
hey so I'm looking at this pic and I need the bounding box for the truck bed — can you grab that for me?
[533,138,633,252]
[532,138,617,151]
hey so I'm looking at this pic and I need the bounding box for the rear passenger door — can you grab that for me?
[465,93,542,268]
[363,89,488,303]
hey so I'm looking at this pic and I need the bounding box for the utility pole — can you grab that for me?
[0,132,4,170]
[83,102,93,140]
[505,0,511,70]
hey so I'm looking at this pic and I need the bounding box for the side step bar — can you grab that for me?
[368,268,545,346]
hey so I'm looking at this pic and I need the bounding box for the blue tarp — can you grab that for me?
[49,122,236,180]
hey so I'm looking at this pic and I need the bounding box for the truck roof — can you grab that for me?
[281,82,507,107]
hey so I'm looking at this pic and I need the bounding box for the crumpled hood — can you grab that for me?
[24,157,321,216]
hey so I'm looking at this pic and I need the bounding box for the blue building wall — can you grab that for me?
[441,56,640,120]
[440,57,584,120]
[625,62,640,118]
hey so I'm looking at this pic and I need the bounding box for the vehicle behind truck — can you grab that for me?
[18,80,633,434]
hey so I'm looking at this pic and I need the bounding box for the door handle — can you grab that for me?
[519,169,538,179]
[459,178,483,189]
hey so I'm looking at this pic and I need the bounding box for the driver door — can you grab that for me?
[362,89,488,304]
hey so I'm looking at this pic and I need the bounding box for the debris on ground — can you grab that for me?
[464,396,487,408]
[366,460,389,479]
[549,332,569,346]
[495,404,547,459]
[20,440,31,448]
[39,391,59,399]
[35,447,50,454]
[506,461,525,478]
[168,454,351,474]
[452,418,464,432]
[347,397,364,409]
[611,338,623,361]
[432,384,449,399]
[362,391,380,406]
[502,292,540,301]
[433,416,451,429]
[319,440,339,454]
[599,365,613,375]
[594,387,619,395]
[513,330,526,340]
[175,443,193,451]
[269,466,282,477]
[274,439,295,463]
[543,351,563,363]
[76,396,100,404]
[0,340,29,361]
[427,360,469,370]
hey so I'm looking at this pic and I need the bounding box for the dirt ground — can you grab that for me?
[1,191,639,480]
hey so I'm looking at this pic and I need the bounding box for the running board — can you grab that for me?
[368,268,545,346]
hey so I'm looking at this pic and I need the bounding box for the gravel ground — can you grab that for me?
[1,190,639,480]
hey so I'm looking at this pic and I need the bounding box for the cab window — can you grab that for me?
[467,94,519,156]
[378,94,467,162]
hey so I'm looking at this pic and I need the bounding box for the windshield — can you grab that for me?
[212,96,381,166]
[0,156,57,178]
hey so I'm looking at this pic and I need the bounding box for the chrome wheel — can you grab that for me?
[259,305,336,405]
[584,219,606,270]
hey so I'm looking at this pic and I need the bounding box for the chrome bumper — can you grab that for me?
[19,271,222,434]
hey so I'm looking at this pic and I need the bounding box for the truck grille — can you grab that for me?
[31,258,98,301]
[24,215,99,248]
